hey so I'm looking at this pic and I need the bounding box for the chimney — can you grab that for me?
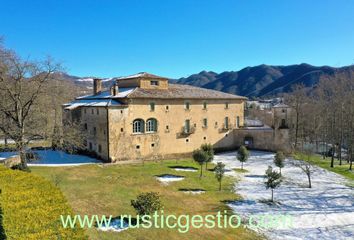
[110,83,119,96]
[93,78,102,95]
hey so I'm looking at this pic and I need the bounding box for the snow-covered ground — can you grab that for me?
[155,174,185,185]
[172,167,198,172]
[214,151,354,240]
[98,218,129,232]
[0,152,18,162]
[0,150,100,166]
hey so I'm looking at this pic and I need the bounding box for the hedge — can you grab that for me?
[0,166,87,240]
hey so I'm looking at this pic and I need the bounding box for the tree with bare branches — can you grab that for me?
[0,42,83,168]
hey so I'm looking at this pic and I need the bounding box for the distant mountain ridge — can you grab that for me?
[62,63,354,97]
[177,63,354,97]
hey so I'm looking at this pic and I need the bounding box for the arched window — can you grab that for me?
[146,118,158,132]
[133,119,145,133]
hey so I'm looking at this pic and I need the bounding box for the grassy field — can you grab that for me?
[293,153,354,184]
[31,159,261,240]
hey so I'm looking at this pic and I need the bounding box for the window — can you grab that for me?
[224,117,229,129]
[84,123,88,130]
[225,102,229,109]
[150,80,159,86]
[91,109,94,114]
[185,101,190,110]
[203,118,208,128]
[120,110,123,114]
[136,145,140,149]
[203,136,207,140]
[184,119,190,133]
[89,142,92,150]
[151,143,155,148]
[166,125,169,130]
[149,102,155,111]
[165,105,169,111]
[96,109,99,115]
[236,116,240,128]
[282,109,286,113]
[203,101,207,110]
[281,119,286,127]
[146,118,158,132]
[98,144,102,153]
[93,127,97,135]
[133,119,145,133]
[121,128,124,132]
[84,109,87,114]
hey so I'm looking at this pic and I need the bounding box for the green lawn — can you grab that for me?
[233,168,249,174]
[31,159,261,240]
[293,153,354,185]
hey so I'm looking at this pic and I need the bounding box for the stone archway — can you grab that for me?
[244,136,254,148]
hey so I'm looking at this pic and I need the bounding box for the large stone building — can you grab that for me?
[63,72,247,162]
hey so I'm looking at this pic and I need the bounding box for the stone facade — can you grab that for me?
[233,103,292,153]
[107,98,244,161]
[63,73,247,162]
[63,73,291,162]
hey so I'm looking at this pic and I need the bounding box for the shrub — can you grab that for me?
[131,192,163,215]
[0,166,87,240]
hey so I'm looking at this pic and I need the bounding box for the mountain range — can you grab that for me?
[62,63,354,97]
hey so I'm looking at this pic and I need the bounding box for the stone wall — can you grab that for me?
[108,98,245,162]
[80,107,110,161]
[233,128,291,153]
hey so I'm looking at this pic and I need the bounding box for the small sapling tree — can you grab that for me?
[294,150,315,188]
[193,149,208,178]
[201,143,214,170]
[274,151,285,175]
[214,162,226,191]
[264,166,282,202]
[237,145,249,170]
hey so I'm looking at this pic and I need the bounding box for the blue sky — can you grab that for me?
[1,0,354,78]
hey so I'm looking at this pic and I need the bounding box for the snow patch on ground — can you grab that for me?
[181,190,205,194]
[156,174,185,185]
[98,218,129,232]
[214,150,354,240]
[0,152,18,161]
[172,167,198,172]
[0,150,100,166]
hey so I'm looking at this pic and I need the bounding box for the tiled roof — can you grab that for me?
[76,88,135,99]
[127,84,247,100]
[273,103,290,108]
[63,99,123,110]
[116,72,167,80]
[63,83,247,109]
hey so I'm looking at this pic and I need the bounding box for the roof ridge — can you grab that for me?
[169,83,247,99]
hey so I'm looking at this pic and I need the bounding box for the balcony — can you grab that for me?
[177,126,196,138]
[219,123,233,133]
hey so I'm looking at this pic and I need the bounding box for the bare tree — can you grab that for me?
[285,84,308,150]
[0,42,60,168]
[293,150,315,188]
